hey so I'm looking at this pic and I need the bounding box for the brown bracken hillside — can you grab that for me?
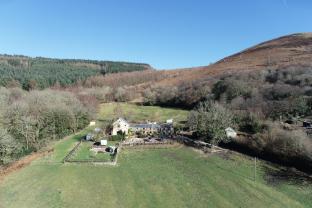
[86,33,312,89]
[156,32,312,85]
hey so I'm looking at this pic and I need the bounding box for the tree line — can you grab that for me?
[0,87,95,165]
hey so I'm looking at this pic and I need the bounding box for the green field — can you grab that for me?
[1,104,311,207]
[99,102,189,123]
[0,129,311,208]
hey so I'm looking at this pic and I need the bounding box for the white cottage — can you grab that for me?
[112,118,130,135]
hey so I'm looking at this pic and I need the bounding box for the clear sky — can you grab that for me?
[0,0,311,69]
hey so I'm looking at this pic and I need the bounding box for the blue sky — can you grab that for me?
[0,0,311,69]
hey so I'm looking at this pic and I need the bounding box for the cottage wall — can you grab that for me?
[112,119,129,135]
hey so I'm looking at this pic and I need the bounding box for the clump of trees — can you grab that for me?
[187,101,234,145]
[142,82,211,109]
[0,87,94,165]
[71,86,136,103]
[212,79,252,102]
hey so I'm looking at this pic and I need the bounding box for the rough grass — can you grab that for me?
[0,130,311,208]
[98,102,189,123]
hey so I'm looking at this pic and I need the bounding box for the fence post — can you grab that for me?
[254,157,257,182]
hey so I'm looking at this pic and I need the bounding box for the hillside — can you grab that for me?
[91,33,312,89]
[154,33,312,86]
[0,54,151,89]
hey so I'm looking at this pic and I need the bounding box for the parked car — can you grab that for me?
[303,121,312,129]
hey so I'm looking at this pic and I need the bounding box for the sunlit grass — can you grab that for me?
[0,130,311,208]
[98,102,189,123]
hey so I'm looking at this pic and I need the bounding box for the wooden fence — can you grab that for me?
[173,135,226,153]
[63,140,82,163]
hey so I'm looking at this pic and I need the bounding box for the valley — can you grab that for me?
[1,104,311,208]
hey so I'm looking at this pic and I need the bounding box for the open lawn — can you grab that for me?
[0,130,311,208]
[98,102,189,123]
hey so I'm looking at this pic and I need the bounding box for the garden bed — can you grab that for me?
[64,141,118,164]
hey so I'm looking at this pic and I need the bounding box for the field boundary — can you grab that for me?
[0,148,54,181]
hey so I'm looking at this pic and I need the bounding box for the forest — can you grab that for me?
[0,87,96,165]
[0,55,150,90]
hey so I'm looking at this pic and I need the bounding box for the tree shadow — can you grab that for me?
[264,164,312,186]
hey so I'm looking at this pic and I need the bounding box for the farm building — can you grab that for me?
[112,118,174,137]
[112,118,130,135]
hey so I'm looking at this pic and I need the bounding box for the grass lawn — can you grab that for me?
[0,130,311,208]
[98,102,189,123]
[68,141,114,162]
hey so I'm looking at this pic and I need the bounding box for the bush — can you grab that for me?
[0,128,22,165]
[237,113,263,134]
[263,124,312,161]
[110,131,125,141]
[212,79,251,102]
[262,84,296,101]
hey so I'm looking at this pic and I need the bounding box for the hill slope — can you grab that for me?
[155,32,312,85]
[0,55,151,89]
[92,33,312,89]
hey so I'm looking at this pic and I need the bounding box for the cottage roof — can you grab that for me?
[130,123,160,129]
[113,118,129,126]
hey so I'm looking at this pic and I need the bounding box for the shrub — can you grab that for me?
[262,84,296,101]
[212,79,251,102]
[237,113,263,134]
[142,88,156,105]
[110,131,125,141]
[264,124,312,161]
[0,128,22,165]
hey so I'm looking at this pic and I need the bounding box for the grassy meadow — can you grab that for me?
[0,104,311,208]
[0,129,311,207]
[98,102,189,123]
